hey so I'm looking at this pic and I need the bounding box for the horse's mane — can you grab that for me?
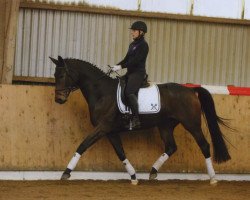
[64,58,115,80]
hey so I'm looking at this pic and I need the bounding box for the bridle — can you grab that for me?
[55,66,79,95]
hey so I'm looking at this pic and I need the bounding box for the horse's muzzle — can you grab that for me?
[55,92,68,104]
[55,97,67,104]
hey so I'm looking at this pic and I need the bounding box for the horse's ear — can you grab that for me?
[58,56,64,64]
[58,55,69,70]
[49,57,59,66]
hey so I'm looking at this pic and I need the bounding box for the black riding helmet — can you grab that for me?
[130,21,147,33]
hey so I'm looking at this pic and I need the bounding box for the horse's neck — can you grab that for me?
[78,73,117,109]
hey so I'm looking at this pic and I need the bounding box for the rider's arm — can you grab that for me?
[120,42,149,69]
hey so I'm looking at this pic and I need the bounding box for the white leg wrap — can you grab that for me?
[123,159,136,176]
[67,152,81,170]
[152,153,169,171]
[205,157,215,178]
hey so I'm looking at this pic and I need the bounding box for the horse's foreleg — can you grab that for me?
[149,123,177,180]
[61,126,106,180]
[149,153,170,180]
[107,132,138,185]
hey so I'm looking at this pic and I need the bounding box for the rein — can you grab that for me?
[95,65,121,81]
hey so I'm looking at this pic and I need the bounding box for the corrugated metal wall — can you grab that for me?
[14,8,250,86]
[146,19,250,86]
[14,8,133,78]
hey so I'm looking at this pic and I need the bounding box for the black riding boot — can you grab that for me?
[127,94,141,129]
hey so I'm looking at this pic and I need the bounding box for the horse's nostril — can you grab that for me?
[55,98,66,104]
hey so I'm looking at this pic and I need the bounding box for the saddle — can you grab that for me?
[119,74,150,107]
[117,75,161,115]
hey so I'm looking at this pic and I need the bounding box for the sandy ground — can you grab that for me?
[0,180,249,200]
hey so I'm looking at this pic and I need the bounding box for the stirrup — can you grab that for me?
[125,116,141,130]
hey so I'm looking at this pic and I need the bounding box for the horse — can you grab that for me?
[50,56,231,185]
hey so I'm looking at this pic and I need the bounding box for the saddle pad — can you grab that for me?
[117,83,161,114]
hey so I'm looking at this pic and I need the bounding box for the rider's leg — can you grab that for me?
[127,94,140,127]
[125,72,145,128]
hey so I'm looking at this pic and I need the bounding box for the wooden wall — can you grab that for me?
[0,85,249,173]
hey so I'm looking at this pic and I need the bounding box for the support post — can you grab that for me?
[1,0,20,84]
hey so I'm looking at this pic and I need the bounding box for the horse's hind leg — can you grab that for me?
[107,132,138,185]
[184,124,217,185]
[149,120,178,180]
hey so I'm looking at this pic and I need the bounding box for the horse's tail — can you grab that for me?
[193,87,231,163]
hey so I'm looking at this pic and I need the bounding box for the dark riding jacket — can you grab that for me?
[118,36,149,74]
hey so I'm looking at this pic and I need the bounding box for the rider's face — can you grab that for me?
[131,29,140,40]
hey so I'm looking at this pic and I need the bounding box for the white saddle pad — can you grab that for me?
[117,83,161,114]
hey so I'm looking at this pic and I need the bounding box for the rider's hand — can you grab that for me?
[111,65,122,72]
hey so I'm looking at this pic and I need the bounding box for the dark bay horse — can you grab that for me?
[50,56,231,185]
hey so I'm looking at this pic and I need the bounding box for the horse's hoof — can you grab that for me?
[149,167,158,180]
[149,173,157,180]
[131,179,139,185]
[210,178,218,185]
[61,173,71,180]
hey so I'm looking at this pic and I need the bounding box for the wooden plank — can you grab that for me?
[13,76,55,83]
[1,0,20,84]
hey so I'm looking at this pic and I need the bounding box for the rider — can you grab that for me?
[112,21,149,128]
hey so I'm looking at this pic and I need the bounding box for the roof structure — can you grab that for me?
[23,0,250,20]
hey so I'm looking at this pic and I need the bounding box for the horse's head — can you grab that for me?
[50,56,79,104]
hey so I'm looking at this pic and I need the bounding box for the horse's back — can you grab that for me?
[157,82,194,95]
[157,82,199,114]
